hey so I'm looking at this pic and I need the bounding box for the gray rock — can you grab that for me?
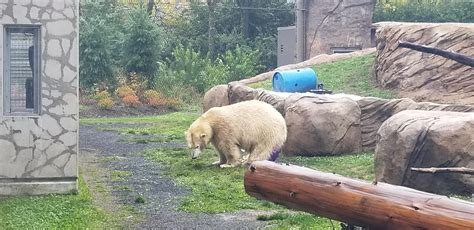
[374,22,474,105]
[202,85,229,112]
[375,110,474,195]
[283,94,362,156]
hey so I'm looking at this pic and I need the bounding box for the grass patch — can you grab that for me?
[0,177,109,229]
[249,54,394,99]
[258,212,339,229]
[143,147,280,213]
[281,152,375,181]
[110,170,133,182]
[82,112,199,143]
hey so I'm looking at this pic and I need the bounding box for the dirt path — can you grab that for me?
[79,123,270,229]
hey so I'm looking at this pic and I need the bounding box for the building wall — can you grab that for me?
[305,0,375,58]
[0,0,78,195]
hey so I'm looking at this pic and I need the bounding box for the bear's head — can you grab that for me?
[185,119,212,160]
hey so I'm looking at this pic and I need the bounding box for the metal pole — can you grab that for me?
[296,0,306,62]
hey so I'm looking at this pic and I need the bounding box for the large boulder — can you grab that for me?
[374,22,474,105]
[357,97,474,150]
[283,94,362,156]
[202,85,229,112]
[375,110,474,195]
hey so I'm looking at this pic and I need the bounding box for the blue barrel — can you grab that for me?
[272,68,318,93]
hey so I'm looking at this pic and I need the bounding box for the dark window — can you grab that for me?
[330,47,362,54]
[4,25,41,115]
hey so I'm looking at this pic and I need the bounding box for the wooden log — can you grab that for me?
[411,167,474,175]
[244,161,474,229]
[398,41,474,67]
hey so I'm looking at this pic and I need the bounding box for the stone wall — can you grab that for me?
[0,0,78,195]
[305,0,375,58]
[374,22,474,105]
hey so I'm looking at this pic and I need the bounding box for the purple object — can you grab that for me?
[268,148,281,161]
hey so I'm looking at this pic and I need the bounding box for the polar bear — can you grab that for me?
[185,100,287,168]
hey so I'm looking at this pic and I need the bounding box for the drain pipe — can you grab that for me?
[296,0,306,62]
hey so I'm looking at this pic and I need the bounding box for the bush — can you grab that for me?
[157,46,216,93]
[221,45,263,82]
[97,98,114,110]
[157,45,262,94]
[143,90,164,107]
[94,90,111,101]
[122,94,141,107]
[79,0,123,89]
[373,0,474,23]
[122,6,161,88]
[143,89,162,100]
[115,86,135,99]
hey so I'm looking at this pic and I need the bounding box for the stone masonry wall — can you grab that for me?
[305,0,375,58]
[0,0,78,195]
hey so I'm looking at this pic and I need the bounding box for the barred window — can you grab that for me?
[3,26,40,115]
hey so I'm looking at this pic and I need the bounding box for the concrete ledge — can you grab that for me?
[0,180,78,196]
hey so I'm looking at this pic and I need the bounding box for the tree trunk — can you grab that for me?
[237,0,251,39]
[244,161,474,229]
[207,0,217,58]
[398,41,474,67]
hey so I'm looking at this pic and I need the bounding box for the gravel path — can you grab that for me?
[79,123,270,229]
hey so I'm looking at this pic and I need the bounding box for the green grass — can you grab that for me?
[87,111,375,228]
[281,153,375,181]
[0,177,109,229]
[250,54,394,99]
[82,112,199,143]
[110,170,133,182]
[258,212,338,229]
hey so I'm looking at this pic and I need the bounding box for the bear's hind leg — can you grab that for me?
[248,144,274,163]
[212,151,227,166]
[219,145,242,168]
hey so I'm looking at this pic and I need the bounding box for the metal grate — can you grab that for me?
[4,26,39,114]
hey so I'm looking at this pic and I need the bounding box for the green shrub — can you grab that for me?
[122,6,161,88]
[157,46,217,93]
[221,45,263,82]
[79,0,123,89]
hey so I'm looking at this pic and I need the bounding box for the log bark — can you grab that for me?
[398,41,474,67]
[411,167,474,175]
[244,161,474,229]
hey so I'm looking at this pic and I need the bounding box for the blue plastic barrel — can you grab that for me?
[272,68,318,93]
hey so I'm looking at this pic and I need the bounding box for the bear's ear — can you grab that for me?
[200,133,206,139]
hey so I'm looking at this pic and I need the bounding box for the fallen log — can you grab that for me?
[398,41,474,67]
[244,161,474,229]
[411,167,474,175]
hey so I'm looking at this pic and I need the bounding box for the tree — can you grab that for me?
[79,0,123,89]
[122,6,161,88]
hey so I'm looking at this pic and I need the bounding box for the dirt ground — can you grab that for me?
[79,123,271,229]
